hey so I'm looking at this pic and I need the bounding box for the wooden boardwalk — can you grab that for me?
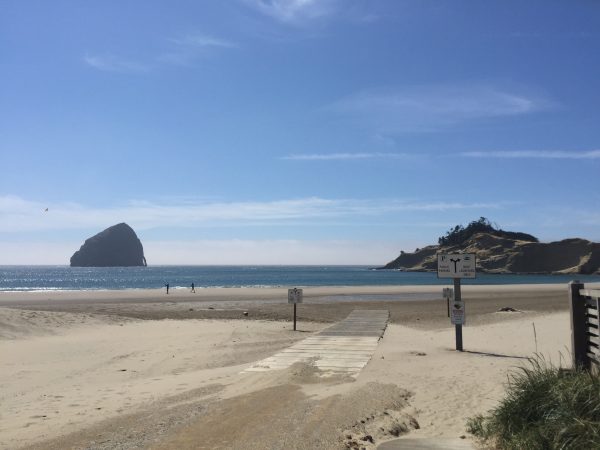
[244,310,389,376]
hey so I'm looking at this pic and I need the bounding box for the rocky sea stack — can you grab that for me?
[381,217,600,275]
[70,223,147,267]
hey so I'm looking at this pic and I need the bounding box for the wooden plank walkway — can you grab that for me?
[244,310,389,376]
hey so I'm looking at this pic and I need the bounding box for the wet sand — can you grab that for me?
[0,283,572,329]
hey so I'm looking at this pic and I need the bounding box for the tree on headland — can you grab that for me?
[438,217,538,246]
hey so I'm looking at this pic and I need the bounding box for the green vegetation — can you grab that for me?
[438,217,538,246]
[467,358,600,450]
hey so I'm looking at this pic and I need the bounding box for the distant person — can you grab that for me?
[165,283,169,294]
[191,282,195,293]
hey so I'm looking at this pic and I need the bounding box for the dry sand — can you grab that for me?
[0,284,582,449]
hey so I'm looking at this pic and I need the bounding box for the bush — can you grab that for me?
[467,357,600,449]
[438,217,538,246]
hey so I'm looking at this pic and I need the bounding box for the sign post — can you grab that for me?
[438,253,476,351]
[443,288,453,318]
[288,288,303,331]
[453,278,463,351]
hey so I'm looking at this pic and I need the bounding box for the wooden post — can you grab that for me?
[288,288,302,332]
[443,288,452,317]
[454,278,463,352]
[594,295,600,376]
[569,281,587,369]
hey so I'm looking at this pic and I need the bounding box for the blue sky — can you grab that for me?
[1,0,599,264]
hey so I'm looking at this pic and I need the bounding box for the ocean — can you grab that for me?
[1,265,600,291]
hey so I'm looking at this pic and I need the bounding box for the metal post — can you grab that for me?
[454,278,463,351]
[293,303,297,331]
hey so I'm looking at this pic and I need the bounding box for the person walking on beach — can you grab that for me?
[165,283,169,294]
[191,282,195,293]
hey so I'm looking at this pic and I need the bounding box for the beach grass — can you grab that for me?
[467,357,600,449]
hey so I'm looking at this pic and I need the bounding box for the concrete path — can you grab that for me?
[378,438,476,449]
[244,309,389,376]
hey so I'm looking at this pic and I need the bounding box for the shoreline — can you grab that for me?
[0,282,579,298]
[1,278,597,293]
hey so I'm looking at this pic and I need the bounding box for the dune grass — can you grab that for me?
[467,357,600,449]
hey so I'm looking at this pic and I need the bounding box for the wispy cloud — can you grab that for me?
[85,33,235,72]
[509,31,594,39]
[159,33,238,66]
[0,195,503,233]
[144,238,403,265]
[460,150,600,159]
[282,152,411,161]
[244,0,339,23]
[83,54,149,73]
[169,34,237,48]
[0,239,407,265]
[509,31,544,39]
[327,84,553,133]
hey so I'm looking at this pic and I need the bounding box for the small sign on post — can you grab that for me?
[451,300,465,325]
[438,253,476,351]
[288,288,303,331]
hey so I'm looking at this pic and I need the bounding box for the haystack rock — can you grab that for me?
[70,223,147,267]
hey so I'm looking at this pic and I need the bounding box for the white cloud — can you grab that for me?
[245,0,338,23]
[282,152,411,161]
[158,33,237,66]
[509,31,594,39]
[0,238,410,265]
[144,239,404,265]
[460,150,600,159]
[0,241,80,265]
[86,33,235,72]
[169,34,237,48]
[83,54,149,73]
[0,195,502,233]
[327,84,552,133]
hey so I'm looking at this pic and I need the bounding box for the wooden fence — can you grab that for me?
[569,281,600,372]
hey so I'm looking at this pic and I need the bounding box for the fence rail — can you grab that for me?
[569,281,600,372]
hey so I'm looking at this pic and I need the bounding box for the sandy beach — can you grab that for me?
[0,284,584,449]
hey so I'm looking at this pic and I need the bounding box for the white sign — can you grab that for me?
[451,300,465,325]
[437,253,476,279]
[442,288,454,300]
[288,288,303,304]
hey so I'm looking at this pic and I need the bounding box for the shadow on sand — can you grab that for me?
[462,349,530,360]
